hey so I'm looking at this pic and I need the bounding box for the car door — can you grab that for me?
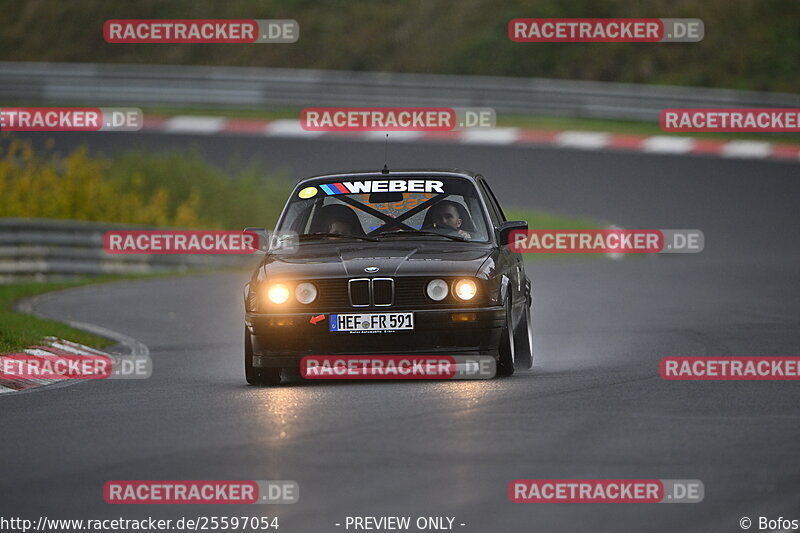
[477,177,526,314]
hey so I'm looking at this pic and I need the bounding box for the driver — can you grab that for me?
[427,200,471,240]
[316,204,362,235]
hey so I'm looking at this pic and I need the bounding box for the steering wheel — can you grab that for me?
[428,225,466,238]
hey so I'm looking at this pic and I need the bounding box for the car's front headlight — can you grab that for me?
[295,282,318,304]
[453,278,477,301]
[266,283,290,304]
[426,279,449,301]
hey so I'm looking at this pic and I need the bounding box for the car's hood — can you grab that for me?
[262,240,494,279]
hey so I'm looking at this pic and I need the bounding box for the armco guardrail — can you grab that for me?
[1,61,798,122]
[0,218,259,283]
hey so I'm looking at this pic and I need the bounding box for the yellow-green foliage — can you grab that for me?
[0,138,290,229]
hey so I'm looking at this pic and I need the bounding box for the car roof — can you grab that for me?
[292,169,483,187]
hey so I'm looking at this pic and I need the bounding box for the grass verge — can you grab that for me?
[506,207,603,230]
[0,271,226,353]
[0,278,120,353]
[505,207,608,261]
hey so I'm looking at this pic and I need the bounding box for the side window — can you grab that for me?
[479,179,507,222]
[478,180,501,226]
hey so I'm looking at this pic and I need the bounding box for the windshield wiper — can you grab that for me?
[299,232,378,242]
[374,230,468,242]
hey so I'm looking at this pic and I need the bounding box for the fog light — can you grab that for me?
[454,279,477,301]
[267,284,290,304]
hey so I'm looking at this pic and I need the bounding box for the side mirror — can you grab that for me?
[243,227,270,252]
[498,220,528,246]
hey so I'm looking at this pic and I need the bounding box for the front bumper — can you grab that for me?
[246,307,504,368]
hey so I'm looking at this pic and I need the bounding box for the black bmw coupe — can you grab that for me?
[243,169,533,385]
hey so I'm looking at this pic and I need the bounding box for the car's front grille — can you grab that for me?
[257,277,484,311]
[348,279,371,307]
[348,278,394,306]
[372,279,394,306]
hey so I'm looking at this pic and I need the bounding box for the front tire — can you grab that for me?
[496,299,516,377]
[244,327,281,386]
[513,302,534,369]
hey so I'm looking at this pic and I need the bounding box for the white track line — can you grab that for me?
[46,341,95,355]
[362,131,425,142]
[22,348,59,357]
[642,136,695,154]
[264,119,325,138]
[16,295,148,358]
[61,321,149,357]
[556,131,610,150]
[722,141,772,159]
[164,116,226,134]
[460,128,520,145]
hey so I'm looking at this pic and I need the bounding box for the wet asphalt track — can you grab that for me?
[1,133,799,532]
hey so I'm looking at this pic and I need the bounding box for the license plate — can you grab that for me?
[329,312,414,333]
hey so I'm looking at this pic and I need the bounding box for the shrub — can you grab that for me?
[0,138,291,229]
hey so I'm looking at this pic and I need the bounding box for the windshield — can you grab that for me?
[277,176,491,242]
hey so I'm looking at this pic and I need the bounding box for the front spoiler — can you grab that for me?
[246,307,504,367]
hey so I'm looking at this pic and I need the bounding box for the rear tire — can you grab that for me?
[496,299,515,377]
[244,327,282,386]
